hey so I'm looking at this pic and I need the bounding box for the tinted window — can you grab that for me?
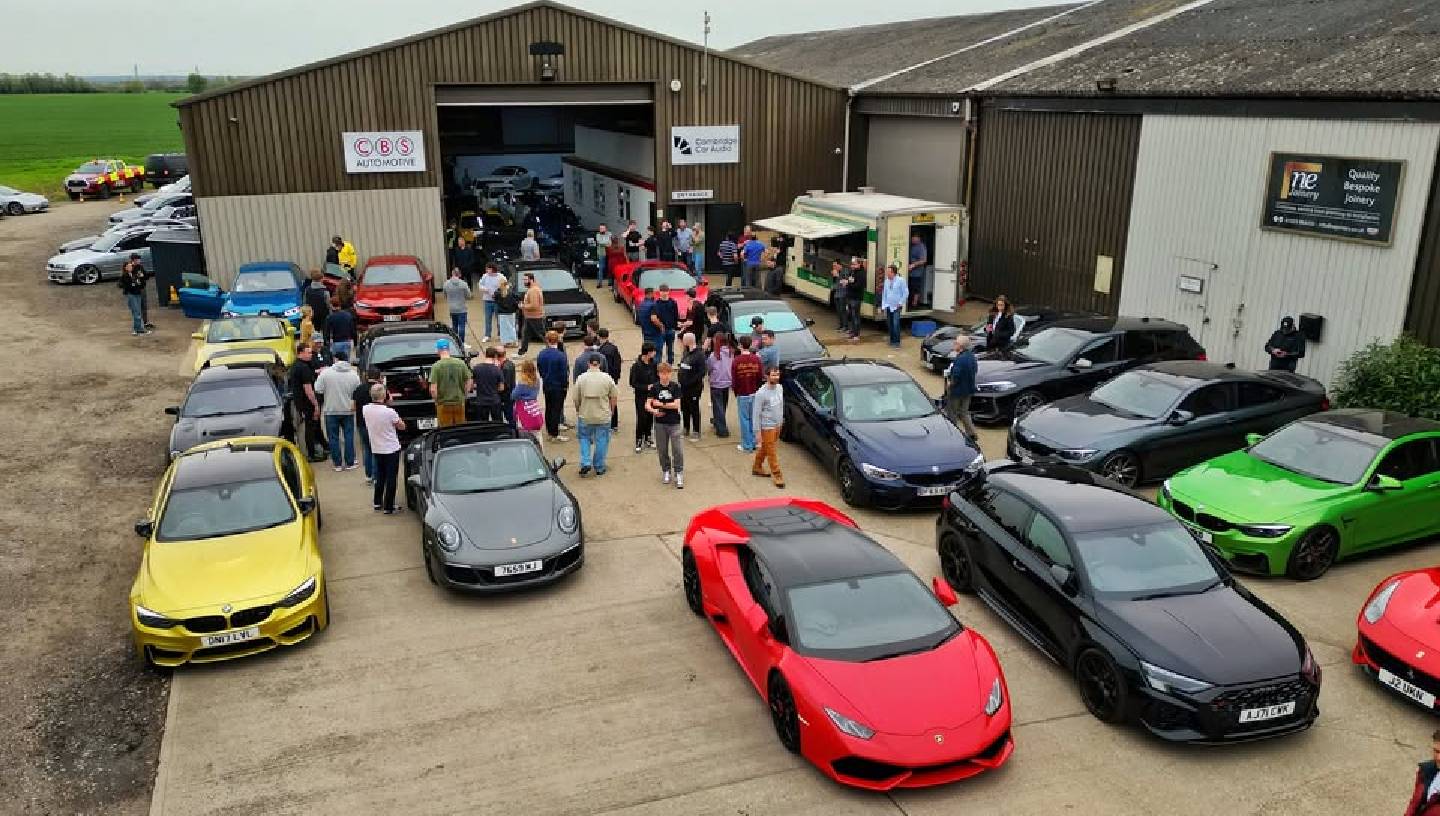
[732,306,805,333]
[1090,372,1184,419]
[368,335,448,367]
[785,572,959,659]
[1011,328,1094,365]
[637,267,696,291]
[206,317,286,342]
[1375,439,1440,482]
[278,449,302,499]
[1079,335,1120,364]
[1026,513,1073,567]
[517,269,580,291]
[1178,383,1233,417]
[1074,523,1220,595]
[794,370,834,410]
[1250,421,1381,484]
[1238,381,1286,407]
[1152,330,1199,359]
[116,234,149,250]
[839,381,934,422]
[978,486,1033,539]
[1123,331,1157,358]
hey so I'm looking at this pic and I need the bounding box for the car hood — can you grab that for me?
[542,288,598,310]
[66,172,102,182]
[1170,451,1351,523]
[196,339,294,371]
[48,247,108,267]
[140,524,312,614]
[170,409,286,454]
[1375,571,1440,647]
[802,632,991,735]
[59,236,102,253]
[771,330,826,364]
[433,479,561,550]
[976,355,1057,384]
[844,413,979,470]
[226,290,302,312]
[1016,396,1157,449]
[1099,588,1302,685]
[357,283,430,306]
[110,207,149,222]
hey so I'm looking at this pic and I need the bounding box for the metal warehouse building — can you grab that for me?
[737,0,1440,386]
[175,0,846,288]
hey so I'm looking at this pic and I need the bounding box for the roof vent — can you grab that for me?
[858,186,877,195]
[806,189,825,198]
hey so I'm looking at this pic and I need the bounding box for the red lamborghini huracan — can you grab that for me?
[1354,567,1440,712]
[611,259,708,316]
[681,497,1013,790]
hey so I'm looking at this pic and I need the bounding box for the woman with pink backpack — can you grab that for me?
[511,358,545,450]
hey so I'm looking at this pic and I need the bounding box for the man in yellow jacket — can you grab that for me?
[327,235,358,273]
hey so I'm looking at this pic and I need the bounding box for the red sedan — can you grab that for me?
[354,255,435,328]
[1354,568,1440,712]
[681,497,1013,790]
[611,259,708,316]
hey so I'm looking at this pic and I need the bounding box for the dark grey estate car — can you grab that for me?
[166,365,287,460]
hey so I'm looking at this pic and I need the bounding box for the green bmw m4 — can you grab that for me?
[1158,409,1440,580]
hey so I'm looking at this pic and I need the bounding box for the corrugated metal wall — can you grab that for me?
[1120,115,1440,387]
[1406,151,1440,346]
[176,3,845,220]
[969,108,1141,314]
[865,117,967,205]
[195,188,445,289]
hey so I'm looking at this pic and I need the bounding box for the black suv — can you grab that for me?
[356,321,473,436]
[144,153,188,187]
[509,259,597,340]
[970,317,1205,422]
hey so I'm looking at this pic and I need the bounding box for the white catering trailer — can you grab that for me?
[757,189,968,320]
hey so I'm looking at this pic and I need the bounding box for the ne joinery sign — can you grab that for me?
[343,130,427,174]
[1260,152,1405,246]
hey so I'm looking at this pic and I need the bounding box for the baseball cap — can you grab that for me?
[435,338,451,351]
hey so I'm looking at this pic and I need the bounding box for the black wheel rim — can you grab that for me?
[1294,528,1338,579]
[769,680,800,751]
[940,535,971,587]
[1078,652,1120,718]
[1101,454,1138,486]
[839,463,857,503]
[1015,393,1043,416]
[682,551,702,613]
[7,203,20,216]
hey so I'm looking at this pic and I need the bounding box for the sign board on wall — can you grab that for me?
[670,125,740,165]
[1260,152,1404,246]
[671,189,713,201]
[343,131,426,174]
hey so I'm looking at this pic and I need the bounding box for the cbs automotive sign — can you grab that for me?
[670,125,741,166]
[342,131,427,174]
[1261,152,1404,246]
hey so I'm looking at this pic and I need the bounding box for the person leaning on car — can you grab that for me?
[429,338,472,428]
[1404,729,1440,816]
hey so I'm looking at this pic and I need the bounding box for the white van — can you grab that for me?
[758,189,967,320]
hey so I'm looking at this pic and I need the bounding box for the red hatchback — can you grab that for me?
[354,255,435,328]
[681,498,1013,790]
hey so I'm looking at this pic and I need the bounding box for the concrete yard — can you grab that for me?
[2,202,1434,816]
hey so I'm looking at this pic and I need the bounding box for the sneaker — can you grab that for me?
[635,443,643,453]
[774,482,786,490]
[345,463,359,471]
[144,322,156,329]
[737,444,748,452]
[675,472,685,489]
[579,465,592,477]
[559,423,572,432]
[595,466,607,476]
[373,504,382,512]
[752,470,771,478]
[662,470,672,485]
[365,477,375,485]
[142,329,153,335]
[133,330,144,336]
[646,437,656,449]
[333,465,343,472]
[551,435,569,443]
[383,508,398,515]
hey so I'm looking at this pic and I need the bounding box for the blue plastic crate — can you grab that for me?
[910,319,937,337]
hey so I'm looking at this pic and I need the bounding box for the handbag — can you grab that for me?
[516,398,544,431]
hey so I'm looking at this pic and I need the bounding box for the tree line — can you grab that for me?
[0,72,244,94]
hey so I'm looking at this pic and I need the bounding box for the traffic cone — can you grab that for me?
[168,285,179,306]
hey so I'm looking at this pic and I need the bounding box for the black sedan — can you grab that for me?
[972,317,1206,422]
[1008,363,1327,487]
[782,359,983,508]
[936,463,1320,743]
[404,422,583,592]
[921,306,1098,373]
[511,260,597,339]
[356,321,472,435]
[710,287,827,363]
[165,364,287,460]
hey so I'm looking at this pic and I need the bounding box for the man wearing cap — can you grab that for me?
[1264,316,1307,372]
[118,254,150,336]
[428,338,472,428]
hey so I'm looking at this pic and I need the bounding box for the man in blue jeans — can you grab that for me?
[650,285,680,364]
[571,355,620,476]
[740,232,766,289]
[314,350,363,471]
[118,257,150,335]
[880,263,909,348]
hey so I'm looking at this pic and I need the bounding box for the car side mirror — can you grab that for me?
[296,496,317,514]
[164,405,179,416]
[1071,357,1093,370]
[285,324,296,335]
[550,457,566,473]
[1049,564,1078,595]
[407,474,423,488]
[191,331,204,340]
[1245,432,1264,447]
[1369,474,1404,492]
[932,576,959,607]
[1168,409,1195,426]
[814,406,834,421]
[134,519,154,538]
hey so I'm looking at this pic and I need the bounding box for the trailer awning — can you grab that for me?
[755,213,865,240]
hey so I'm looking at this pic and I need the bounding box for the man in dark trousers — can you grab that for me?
[623,220,643,261]
[122,254,156,330]
[1405,729,1440,816]
[945,335,980,443]
[677,332,707,441]
[651,284,681,364]
[305,270,332,343]
[536,331,570,443]
[657,220,678,262]
[1264,316,1306,372]
[289,344,327,462]
[845,257,867,341]
[597,328,624,431]
[118,255,151,335]
[629,342,659,453]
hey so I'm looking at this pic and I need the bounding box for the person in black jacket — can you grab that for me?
[985,294,1017,352]
[305,270,332,343]
[597,328,623,431]
[845,258,867,340]
[1264,316,1306,372]
[677,332,707,441]
[629,343,659,452]
[118,255,150,335]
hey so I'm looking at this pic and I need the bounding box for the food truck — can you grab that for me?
[757,189,967,320]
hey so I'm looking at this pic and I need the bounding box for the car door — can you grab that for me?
[791,369,840,466]
[726,548,782,686]
[1011,508,1083,658]
[100,234,143,276]
[960,485,1041,631]
[1060,334,1126,397]
[1358,438,1440,549]
[179,278,226,319]
[1160,382,1239,470]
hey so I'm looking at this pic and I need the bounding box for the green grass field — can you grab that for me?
[0,93,187,200]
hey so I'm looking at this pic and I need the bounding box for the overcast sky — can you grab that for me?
[7,0,1063,75]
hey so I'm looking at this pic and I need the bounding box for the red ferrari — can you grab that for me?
[682,497,1013,790]
[354,255,435,329]
[612,259,708,316]
[1354,568,1440,712]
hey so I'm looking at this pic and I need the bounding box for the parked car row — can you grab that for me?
[46,173,199,286]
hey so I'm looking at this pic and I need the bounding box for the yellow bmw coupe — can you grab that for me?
[130,437,328,667]
[192,316,296,373]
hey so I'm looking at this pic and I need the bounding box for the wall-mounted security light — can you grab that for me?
[669,79,683,93]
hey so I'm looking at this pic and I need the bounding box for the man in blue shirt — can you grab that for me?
[907,235,929,308]
[945,335,979,442]
[674,219,695,275]
[880,264,909,348]
[757,330,780,374]
[740,233,766,289]
[650,285,681,364]
[535,331,571,442]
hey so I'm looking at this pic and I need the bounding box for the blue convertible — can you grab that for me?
[179,261,307,326]
[781,359,984,508]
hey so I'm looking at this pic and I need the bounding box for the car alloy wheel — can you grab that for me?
[76,265,101,285]
[1099,451,1140,487]
[6,202,22,216]
[1012,390,1045,418]
[837,457,869,508]
[768,673,801,754]
[938,533,974,592]
[1286,525,1340,581]
[681,547,703,616]
[1076,648,1128,723]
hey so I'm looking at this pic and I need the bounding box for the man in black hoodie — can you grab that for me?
[629,342,658,452]
[677,332,707,441]
[1264,316,1306,372]
[597,328,624,431]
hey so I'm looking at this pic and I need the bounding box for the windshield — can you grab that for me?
[234,270,298,293]
[1075,523,1221,596]
[517,268,580,292]
[1090,372,1184,419]
[0,186,17,195]
[76,162,108,173]
[369,335,445,367]
[1010,328,1094,365]
[434,441,549,493]
[206,317,286,343]
[1250,421,1380,484]
[140,196,171,211]
[786,572,958,660]
[157,477,294,541]
[363,264,423,286]
[181,380,280,417]
[840,381,935,422]
[733,306,804,333]
[638,267,696,291]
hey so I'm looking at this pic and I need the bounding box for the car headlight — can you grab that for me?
[275,576,317,608]
[410,299,429,308]
[557,504,578,534]
[282,306,301,317]
[1235,524,1293,538]
[135,604,178,629]
[355,301,375,309]
[978,381,1017,393]
[1055,449,1099,461]
[1140,660,1212,694]
[964,452,985,471]
[824,707,874,740]
[984,677,1004,716]
[859,462,901,481]
[1364,579,1402,624]
[436,522,463,552]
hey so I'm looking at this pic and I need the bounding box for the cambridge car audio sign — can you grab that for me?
[1261,152,1404,246]
[343,131,426,174]
[670,125,740,165]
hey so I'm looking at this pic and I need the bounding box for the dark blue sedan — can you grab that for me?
[781,359,984,508]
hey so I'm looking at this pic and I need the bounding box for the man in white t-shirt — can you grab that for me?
[362,383,406,514]
[478,262,506,342]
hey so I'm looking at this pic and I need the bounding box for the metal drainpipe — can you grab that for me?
[841,90,854,192]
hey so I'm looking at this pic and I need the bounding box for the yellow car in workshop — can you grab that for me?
[192,315,296,373]
[129,436,329,668]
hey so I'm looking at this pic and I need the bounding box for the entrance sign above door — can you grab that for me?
[671,125,740,165]
[671,189,714,201]
[343,131,427,174]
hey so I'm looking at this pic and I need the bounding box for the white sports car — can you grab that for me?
[0,185,49,215]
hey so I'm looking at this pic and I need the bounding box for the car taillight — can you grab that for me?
[1194,351,1207,361]
[1321,396,1331,411]
[941,495,951,510]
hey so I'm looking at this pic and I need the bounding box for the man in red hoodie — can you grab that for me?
[1406,730,1440,816]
